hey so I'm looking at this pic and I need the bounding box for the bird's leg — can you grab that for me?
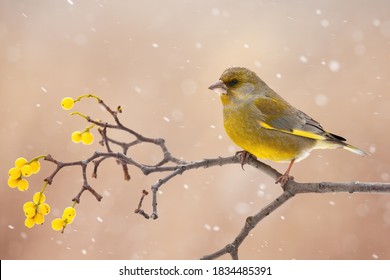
[276,159,295,188]
[235,150,255,170]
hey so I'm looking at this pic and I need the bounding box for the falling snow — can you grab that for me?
[195,42,202,49]
[203,224,220,231]
[381,173,389,181]
[235,202,250,215]
[321,19,330,28]
[134,86,142,93]
[254,60,262,68]
[372,19,381,27]
[213,226,220,232]
[257,190,265,198]
[299,55,308,63]
[211,8,220,16]
[314,94,328,107]
[328,60,340,72]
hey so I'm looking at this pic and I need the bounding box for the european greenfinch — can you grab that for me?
[208,66,367,185]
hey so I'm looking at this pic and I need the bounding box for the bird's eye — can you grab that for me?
[227,79,238,87]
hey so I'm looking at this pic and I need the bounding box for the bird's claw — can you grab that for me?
[235,150,255,170]
[275,173,294,189]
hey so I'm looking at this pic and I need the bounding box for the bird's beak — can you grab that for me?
[208,80,228,95]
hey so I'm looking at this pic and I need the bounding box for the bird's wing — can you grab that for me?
[254,96,346,142]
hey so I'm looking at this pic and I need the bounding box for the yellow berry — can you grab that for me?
[71,131,82,143]
[33,192,46,204]
[25,217,35,228]
[81,131,94,145]
[8,167,21,179]
[61,97,75,110]
[51,218,65,231]
[23,201,36,211]
[37,203,51,215]
[8,177,19,188]
[29,160,41,174]
[24,206,36,218]
[62,207,76,221]
[34,213,44,225]
[17,179,29,191]
[15,157,27,169]
[21,164,33,177]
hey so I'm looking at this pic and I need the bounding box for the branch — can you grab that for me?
[21,95,389,259]
[201,178,390,260]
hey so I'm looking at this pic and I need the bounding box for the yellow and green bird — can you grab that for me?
[209,66,367,185]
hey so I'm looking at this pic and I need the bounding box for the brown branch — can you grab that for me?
[201,179,390,260]
[38,97,390,260]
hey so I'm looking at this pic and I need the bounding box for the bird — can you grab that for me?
[208,66,367,186]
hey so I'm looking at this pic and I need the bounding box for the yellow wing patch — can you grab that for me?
[259,121,326,140]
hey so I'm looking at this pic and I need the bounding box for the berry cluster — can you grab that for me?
[8,94,101,233]
[8,157,41,191]
[23,191,51,228]
[61,96,98,145]
[51,206,77,233]
[71,127,94,145]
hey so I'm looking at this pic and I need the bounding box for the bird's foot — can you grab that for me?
[275,159,295,190]
[275,173,294,189]
[235,150,255,170]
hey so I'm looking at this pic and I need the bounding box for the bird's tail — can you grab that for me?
[343,143,369,156]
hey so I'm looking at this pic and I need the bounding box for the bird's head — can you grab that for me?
[208,66,266,105]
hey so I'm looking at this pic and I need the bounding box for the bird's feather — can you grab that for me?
[254,95,345,143]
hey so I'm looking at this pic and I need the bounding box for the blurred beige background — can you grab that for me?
[1,0,390,260]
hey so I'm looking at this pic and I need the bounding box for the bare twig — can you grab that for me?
[134,190,150,219]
